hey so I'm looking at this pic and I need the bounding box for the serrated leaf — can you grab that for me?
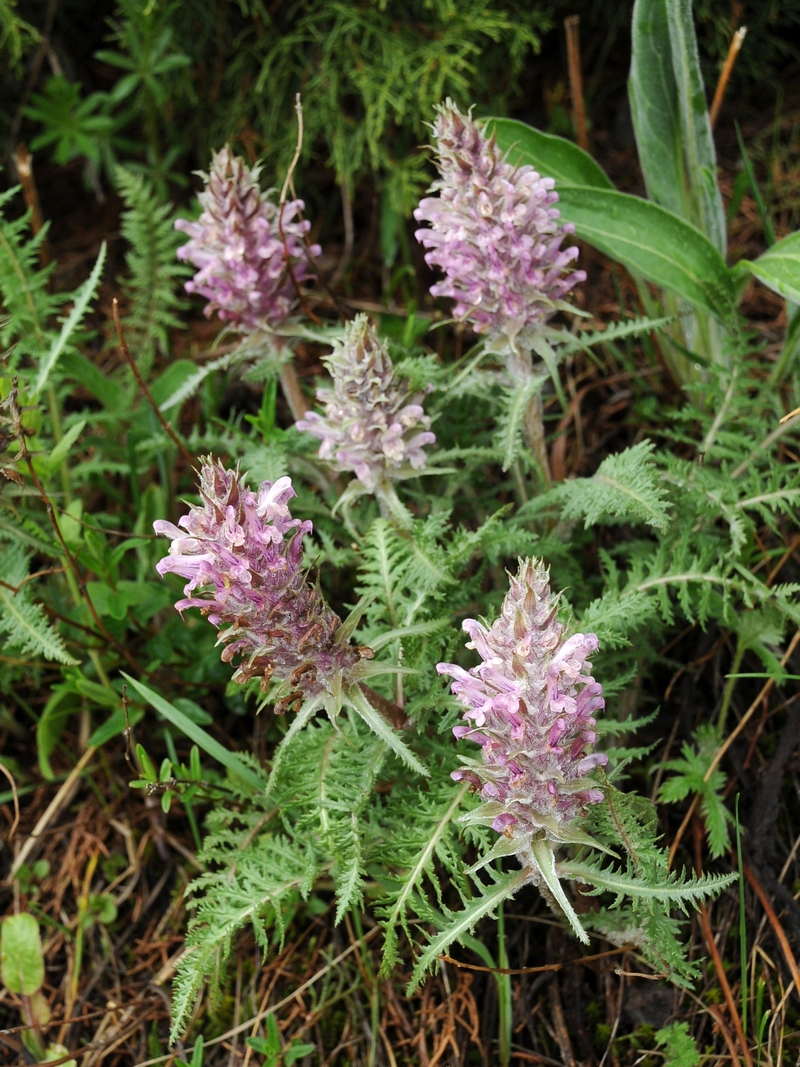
[408,868,529,991]
[0,543,78,665]
[33,242,106,398]
[554,440,670,532]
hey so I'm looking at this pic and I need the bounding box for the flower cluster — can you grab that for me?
[175,147,320,333]
[437,558,606,872]
[296,315,435,492]
[154,460,363,711]
[414,102,585,348]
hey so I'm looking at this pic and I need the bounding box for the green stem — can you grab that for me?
[718,641,744,733]
[497,903,512,1067]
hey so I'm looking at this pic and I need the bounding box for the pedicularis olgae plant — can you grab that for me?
[2,0,800,1053]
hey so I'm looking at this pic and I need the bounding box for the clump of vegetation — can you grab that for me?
[2,1,800,1064]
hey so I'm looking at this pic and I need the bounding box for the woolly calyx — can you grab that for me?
[154,460,364,712]
[296,315,436,493]
[437,558,607,880]
[414,102,585,348]
[175,147,320,333]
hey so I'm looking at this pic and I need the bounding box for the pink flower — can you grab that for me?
[296,315,435,492]
[437,559,606,869]
[175,147,320,332]
[414,102,585,347]
[154,460,363,710]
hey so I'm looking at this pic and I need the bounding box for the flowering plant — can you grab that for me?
[175,147,318,333]
[296,315,436,520]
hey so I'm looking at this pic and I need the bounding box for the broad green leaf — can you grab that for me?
[41,418,86,478]
[736,231,800,304]
[555,186,735,322]
[487,118,614,190]
[664,0,725,254]
[121,674,266,792]
[60,350,127,412]
[629,0,725,253]
[37,687,77,780]
[33,242,106,398]
[1,913,44,995]
[629,0,686,220]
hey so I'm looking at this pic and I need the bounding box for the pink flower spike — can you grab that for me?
[414,102,585,349]
[154,459,364,710]
[438,558,607,871]
[296,315,435,493]
[175,147,320,333]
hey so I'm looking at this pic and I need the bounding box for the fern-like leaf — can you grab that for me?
[0,543,77,665]
[554,441,671,532]
[116,167,188,373]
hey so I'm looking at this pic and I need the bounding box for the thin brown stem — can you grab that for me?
[694,822,754,1067]
[564,16,588,152]
[709,27,747,130]
[8,379,140,672]
[112,299,194,467]
[744,861,800,998]
[14,143,50,266]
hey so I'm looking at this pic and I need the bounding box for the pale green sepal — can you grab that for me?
[530,837,590,944]
[465,833,521,875]
[336,593,374,645]
[347,684,429,777]
[331,478,370,516]
[457,800,504,828]
[540,818,618,859]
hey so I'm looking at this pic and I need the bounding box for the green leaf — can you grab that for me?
[60,350,127,411]
[37,687,77,780]
[33,242,106,398]
[408,868,529,991]
[655,1021,701,1067]
[41,419,86,478]
[1,913,44,995]
[530,838,589,944]
[555,186,735,322]
[736,231,800,304]
[87,705,144,748]
[487,118,614,190]
[629,0,686,222]
[553,440,671,532]
[121,674,266,792]
[664,0,726,253]
[0,543,78,665]
[630,0,724,252]
[285,1043,317,1064]
[348,684,429,777]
